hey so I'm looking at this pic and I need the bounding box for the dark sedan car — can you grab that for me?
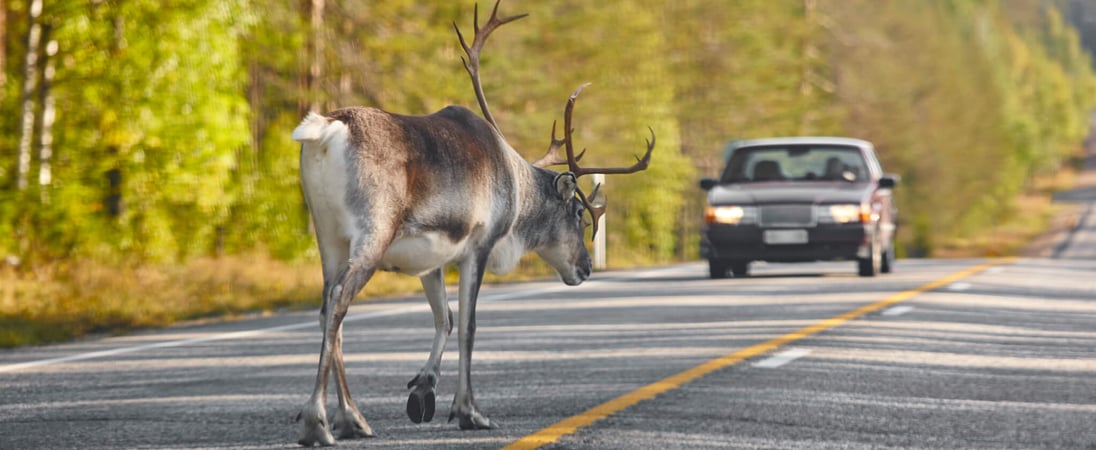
[699,137,899,278]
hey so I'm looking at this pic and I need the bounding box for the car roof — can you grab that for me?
[722,136,874,161]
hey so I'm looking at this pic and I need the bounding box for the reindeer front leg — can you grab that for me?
[448,256,495,430]
[407,268,452,424]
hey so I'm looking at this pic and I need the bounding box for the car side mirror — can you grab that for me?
[699,178,718,191]
[878,174,899,189]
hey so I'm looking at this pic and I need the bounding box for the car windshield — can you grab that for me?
[720,145,869,183]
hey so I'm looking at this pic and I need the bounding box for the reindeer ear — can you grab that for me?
[554,172,578,200]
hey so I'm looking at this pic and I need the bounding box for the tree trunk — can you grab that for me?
[105,158,123,217]
[104,12,125,218]
[38,32,58,203]
[798,0,818,134]
[17,0,44,191]
[247,60,263,162]
[298,0,324,117]
[0,2,8,93]
[310,0,324,113]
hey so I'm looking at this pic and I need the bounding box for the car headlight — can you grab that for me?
[818,204,866,224]
[705,205,757,225]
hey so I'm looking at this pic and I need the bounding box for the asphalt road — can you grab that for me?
[2,249,1096,449]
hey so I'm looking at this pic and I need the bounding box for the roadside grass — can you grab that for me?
[0,254,319,348]
[0,253,559,349]
[935,167,1078,258]
[935,194,1071,257]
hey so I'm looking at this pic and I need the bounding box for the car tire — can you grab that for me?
[708,259,728,279]
[730,261,750,277]
[858,238,881,277]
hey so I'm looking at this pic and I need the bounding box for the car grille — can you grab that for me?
[759,204,815,227]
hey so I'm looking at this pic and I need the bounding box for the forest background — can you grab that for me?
[2,0,1096,346]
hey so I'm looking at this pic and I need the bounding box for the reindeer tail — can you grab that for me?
[292,112,334,143]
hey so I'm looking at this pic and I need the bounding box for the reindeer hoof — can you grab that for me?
[407,388,436,424]
[459,414,495,430]
[332,408,375,439]
[297,416,336,447]
[449,407,496,430]
[407,373,438,424]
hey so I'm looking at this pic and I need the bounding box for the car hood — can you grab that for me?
[707,182,871,205]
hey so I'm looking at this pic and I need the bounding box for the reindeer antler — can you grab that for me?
[454,1,527,133]
[454,3,654,241]
[531,120,587,168]
[535,83,657,240]
[576,182,607,239]
[534,84,655,175]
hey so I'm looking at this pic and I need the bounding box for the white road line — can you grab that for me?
[752,348,812,369]
[0,305,425,374]
[0,265,689,374]
[882,305,915,316]
[948,282,972,291]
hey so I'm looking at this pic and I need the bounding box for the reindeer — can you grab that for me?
[290,1,654,445]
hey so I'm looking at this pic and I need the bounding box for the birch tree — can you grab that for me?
[16,0,43,191]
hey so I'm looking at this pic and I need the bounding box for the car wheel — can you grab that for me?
[730,261,750,277]
[880,240,895,274]
[708,259,728,279]
[858,239,881,277]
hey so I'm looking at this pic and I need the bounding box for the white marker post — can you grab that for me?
[592,174,606,270]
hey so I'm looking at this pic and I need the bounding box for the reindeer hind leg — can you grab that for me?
[298,262,376,446]
[331,325,375,439]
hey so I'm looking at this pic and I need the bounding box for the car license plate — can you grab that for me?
[763,229,808,245]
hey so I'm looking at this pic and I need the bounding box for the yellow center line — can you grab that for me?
[503,257,1018,450]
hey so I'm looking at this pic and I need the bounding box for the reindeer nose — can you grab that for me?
[562,258,591,286]
[578,259,592,280]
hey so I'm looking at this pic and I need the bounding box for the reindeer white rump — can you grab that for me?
[291,1,653,446]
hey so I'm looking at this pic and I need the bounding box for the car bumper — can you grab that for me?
[700,224,873,263]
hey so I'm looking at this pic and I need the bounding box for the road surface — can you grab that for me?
[2,251,1095,448]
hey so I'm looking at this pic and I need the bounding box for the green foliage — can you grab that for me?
[1,0,1094,272]
[820,0,1095,254]
[2,0,254,262]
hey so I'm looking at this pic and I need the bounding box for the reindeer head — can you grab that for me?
[456,1,654,283]
[527,170,593,286]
